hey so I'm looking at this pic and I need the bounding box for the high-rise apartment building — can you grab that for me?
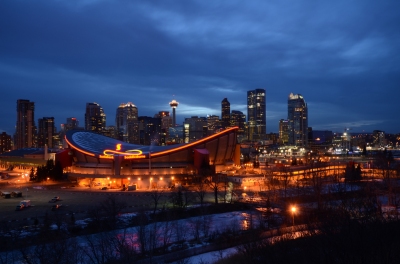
[15,99,36,149]
[221,98,230,129]
[287,93,308,146]
[37,117,56,148]
[279,119,289,145]
[0,132,12,154]
[85,102,106,134]
[247,89,266,141]
[115,102,139,143]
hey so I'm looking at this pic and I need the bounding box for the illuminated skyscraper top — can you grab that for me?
[169,99,179,127]
[115,102,139,143]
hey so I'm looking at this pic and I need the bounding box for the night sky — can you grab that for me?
[1,0,399,135]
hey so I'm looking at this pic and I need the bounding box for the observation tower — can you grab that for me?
[169,99,179,127]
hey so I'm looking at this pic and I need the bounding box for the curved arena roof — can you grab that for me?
[65,127,239,166]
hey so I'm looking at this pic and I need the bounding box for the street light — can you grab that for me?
[291,206,297,227]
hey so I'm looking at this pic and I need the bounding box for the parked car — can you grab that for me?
[20,200,31,207]
[15,204,24,211]
[49,196,60,202]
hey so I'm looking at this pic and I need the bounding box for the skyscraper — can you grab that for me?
[279,119,289,145]
[15,99,36,149]
[221,98,230,129]
[37,117,56,148]
[247,89,266,141]
[115,102,139,144]
[183,116,208,143]
[287,93,308,146]
[231,110,246,137]
[85,102,106,134]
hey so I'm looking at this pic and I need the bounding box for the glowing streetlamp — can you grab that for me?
[291,206,297,227]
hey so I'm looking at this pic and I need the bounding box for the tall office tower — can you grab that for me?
[85,102,106,134]
[115,102,139,143]
[37,117,56,148]
[0,132,12,154]
[183,116,208,143]
[221,98,231,129]
[138,116,162,145]
[169,99,179,127]
[154,111,172,145]
[154,111,172,131]
[288,93,308,147]
[231,110,246,138]
[207,115,221,135]
[279,119,289,145]
[15,99,36,149]
[247,89,266,141]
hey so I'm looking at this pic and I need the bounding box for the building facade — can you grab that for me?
[138,116,162,145]
[115,102,139,144]
[37,117,56,148]
[288,93,308,147]
[0,132,12,154]
[85,102,106,134]
[247,89,266,141]
[231,110,246,142]
[184,116,208,143]
[221,98,231,129]
[15,99,36,149]
[279,119,289,145]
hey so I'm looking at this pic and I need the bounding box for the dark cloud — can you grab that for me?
[1,0,399,135]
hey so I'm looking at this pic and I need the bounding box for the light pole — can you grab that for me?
[291,206,296,228]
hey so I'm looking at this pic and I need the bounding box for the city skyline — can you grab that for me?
[1,1,400,135]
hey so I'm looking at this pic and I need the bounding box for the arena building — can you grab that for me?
[63,127,240,189]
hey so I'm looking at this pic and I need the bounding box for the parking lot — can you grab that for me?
[0,180,172,227]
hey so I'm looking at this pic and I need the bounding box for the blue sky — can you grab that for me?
[1,0,399,135]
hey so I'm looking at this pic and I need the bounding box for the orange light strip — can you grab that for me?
[64,135,96,157]
[151,127,238,157]
[99,155,114,159]
[124,155,146,159]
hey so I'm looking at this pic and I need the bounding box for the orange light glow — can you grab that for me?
[116,144,122,151]
[152,127,239,157]
[64,135,95,157]
[103,149,143,156]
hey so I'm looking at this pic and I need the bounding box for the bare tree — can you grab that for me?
[150,189,164,215]
[100,195,127,229]
[193,176,207,206]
